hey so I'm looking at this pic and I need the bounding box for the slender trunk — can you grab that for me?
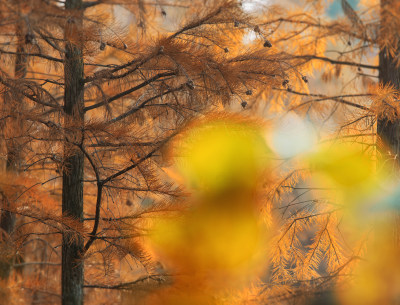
[62,1,84,304]
[377,0,400,246]
[0,18,27,280]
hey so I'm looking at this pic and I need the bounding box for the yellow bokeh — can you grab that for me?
[305,142,387,244]
[175,119,270,196]
[148,116,271,297]
[308,143,376,192]
[339,221,400,305]
[150,205,264,279]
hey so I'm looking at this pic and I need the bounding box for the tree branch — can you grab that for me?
[83,275,168,290]
[297,55,378,70]
[0,48,63,62]
[84,72,176,112]
[107,85,185,124]
[82,1,103,9]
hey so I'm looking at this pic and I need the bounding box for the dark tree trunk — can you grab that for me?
[377,49,400,162]
[377,0,400,245]
[0,18,27,280]
[62,0,84,304]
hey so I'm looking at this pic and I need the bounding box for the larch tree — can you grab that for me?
[2,0,399,304]
[0,1,28,280]
[244,0,400,303]
[0,0,304,304]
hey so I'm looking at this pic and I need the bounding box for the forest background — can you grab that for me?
[0,0,399,304]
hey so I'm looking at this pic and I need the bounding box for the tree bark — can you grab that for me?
[377,48,400,162]
[377,0,400,246]
[62,0,84,304]
[0,18,27,280]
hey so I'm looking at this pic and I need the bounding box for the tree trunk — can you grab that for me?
[62,0,84,304]
[0,18,27,280]
[377,48,400,163]
[377,0,400,246]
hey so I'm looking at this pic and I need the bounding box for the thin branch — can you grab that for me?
[107,85,185,124]
[13,262,60,267]
[297,55,378,70]
[82,1,103,9]
[84,72,176,112]
[0,47,63,62]
[168,6,223,39]
[83,275,168,290]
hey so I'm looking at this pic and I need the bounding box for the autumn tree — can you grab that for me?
[239,0,400,303]
[0,0,304,304]
[0,0,29,281]
[3,0,400,304]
